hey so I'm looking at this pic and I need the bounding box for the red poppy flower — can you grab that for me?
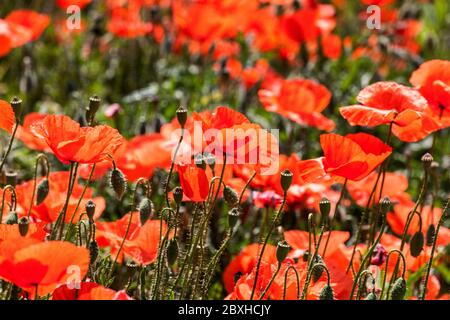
[12,171,106,223]
[0,18,33,51]
[0,223,47,243]
[96,213,169,265]
[410,60,450,113]
[347,171,411,207]
[116,133,173,182]
[31,115,125,164]
[176,163,210,202]
[340,81,440,142]
[387,202,450,246]
[0,100,15,133]
[223,244,277,293]
[16,113,51,152]
[5,10,50,41]
[52,281,132,300]
[56,0,92,10]
[297,133,392,182]
[107,6,152,38]
[259,77,335,131]
[0,239,89,296]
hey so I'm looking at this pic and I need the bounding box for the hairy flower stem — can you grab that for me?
[283,266,300,299]
[202,229,232,295]
[0,121,19,174]
[0,185,16,222]
[387,170,429,296]
[419,199,449,300]
[64,163,96,241]
[171,158,227,296]
[249,192,287,300]
[27,154,50,219]
[346,122,393,272]
[321,178,347,259]
[164,128,184,208]
[258,262,281,300]
[301,225,325,299]
[53,162,79,240]
[380,249,406,299]
[349,212,387,299]
[153,207,176,299]
[238,171,256,205]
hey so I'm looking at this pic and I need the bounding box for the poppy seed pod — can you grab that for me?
[426,224,436,247]
[86,95,101,124]
[89,240,99,265]
[10,97,22,118]
[173,186,183,205]
[276,240,290,263]
[421,153,433,170]
[6,211,18,225]
[228,207,241,229]
[205,153,216,171]
[302,250,310,262]
[223,186,239,207]
[365,292,377,300]
[139,198,154,225]
[319,285,334,300]
[176,106,188,128]
[410,231,424,257]
[380,196,391,213]
[280,169,293,192]
[18,217,29,237]
[390,278,406,300]
[194,154,206,170]
[319,197,331,217]
[85,200,96,220]
[167,238,179,266]
[36,178,49,205]
[110,168,127,200]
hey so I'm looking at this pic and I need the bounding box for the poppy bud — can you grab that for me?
[319,197,330,217]
[410,231,424,257]
[312,257,325,282]
[205,153,216,171]
[110,168,127,200]
[228,207,241,229]
[18,217,29,237]
[280,169,293,192]
[380,196,391,213]
[319,285,334,300]
[85,200,96,220]
[89,240,99,265]
[303,250,310,262]
[10,97,22,119]
[139,198,153,225]
[223,186,239,207]
[426,224,435,247]
[365,292,377,300]
[421,153,433,170]
[276,240,290,263]
[167,238,179,266]
[86,95,101,125]
[194,154,206,170]
[35,178,49,205]
[173,186,183,205]
[176,106,188,128]
[390,278,406,300]
[6,211,18,225]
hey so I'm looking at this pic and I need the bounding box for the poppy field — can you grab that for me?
[0,0,449,302]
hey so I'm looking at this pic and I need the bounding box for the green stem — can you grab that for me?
[0,121,19,173]
[249,192,287,300]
